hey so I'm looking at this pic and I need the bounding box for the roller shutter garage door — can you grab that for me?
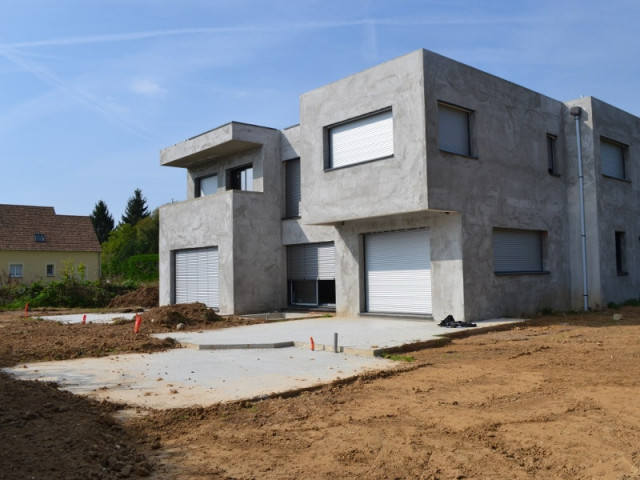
[174,247,219,309]
[365,230,432,315]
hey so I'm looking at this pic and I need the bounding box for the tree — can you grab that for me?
[121,188,150,226]
[90,200,115,244]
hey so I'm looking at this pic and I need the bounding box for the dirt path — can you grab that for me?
[2,307,640,479]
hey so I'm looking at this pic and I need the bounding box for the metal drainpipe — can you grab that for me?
[570,106,589,311]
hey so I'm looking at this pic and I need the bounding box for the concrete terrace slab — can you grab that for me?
[153,316,523,356]
[4,348,396,409]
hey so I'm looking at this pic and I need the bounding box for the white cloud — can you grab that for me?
[130,78,166,96]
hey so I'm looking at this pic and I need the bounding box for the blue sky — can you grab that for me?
[1,0,639,222]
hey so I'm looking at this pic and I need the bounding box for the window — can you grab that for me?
[196,174,218,197]
[228,164,253,191]
[615,231,627,275]
[601,138,626,180]
[327,109,393,169]
[287,242,336,307]
[493,228,544,274]
[34,233,46,242]
[9,264,23,278]
[547,134,558,175]
[285,158,301,218]
[46,264,55,277]
[438,102,472,156]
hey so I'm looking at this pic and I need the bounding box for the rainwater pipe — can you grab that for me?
[570,106,589,311]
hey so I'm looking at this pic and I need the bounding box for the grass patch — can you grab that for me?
[382,353,415,362]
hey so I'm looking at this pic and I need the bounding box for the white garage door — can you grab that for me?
[174,247,219,308]
[365,229,432,315]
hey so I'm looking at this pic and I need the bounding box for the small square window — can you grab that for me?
[547,134,558,175]
[46,264,55,277]
[493,228,545,274]
[615,231,627,275]
[34,233,46,242]
[9,264,23,278]
[228,164,253,191]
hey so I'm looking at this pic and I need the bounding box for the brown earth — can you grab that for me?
[2,304,640,479]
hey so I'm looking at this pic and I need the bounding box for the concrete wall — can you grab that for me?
[300,50,428,225]
[422,50,572,319]
[0,251,100,284]
[589,98,640,305]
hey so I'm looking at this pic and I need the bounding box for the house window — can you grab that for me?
[615,231,627,275]
[285,158,301,218]
[228,164,253,191]
[547,134,558,175]
[287,242,336,307]
[46,264,55,277]
[196,174,218,197]
[34,233,46,242]
[438,102,472,157]
[9,264,23,278]
[493,228,545,274]
[327,109,393,169]
[601,138,626,180]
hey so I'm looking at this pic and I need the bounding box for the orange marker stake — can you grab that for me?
[134,314,142,333]
[24,303,29,317]
[82,314,87,325]
[310,337,315,351]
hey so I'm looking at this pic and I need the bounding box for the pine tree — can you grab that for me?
[121,188,150,226]
[90,200,115,244]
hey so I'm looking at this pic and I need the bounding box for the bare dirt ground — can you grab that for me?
[2,302,640,479]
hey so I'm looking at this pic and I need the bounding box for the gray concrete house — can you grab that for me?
[158,49,640,321]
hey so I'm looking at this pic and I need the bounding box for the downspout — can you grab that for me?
[570,106,589,311]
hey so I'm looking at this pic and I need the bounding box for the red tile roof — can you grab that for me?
[0,204,101,252]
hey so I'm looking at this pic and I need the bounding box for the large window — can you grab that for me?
[9,264,23,278]
[615,231,627,275]
[287,242,335,307]
[327,109,393,169]
[601,138,626,180]
[438,102,472,156]
[285,158,301,218]
[493,228,545,274]
[228,164,253,191]
[196,174,218,197]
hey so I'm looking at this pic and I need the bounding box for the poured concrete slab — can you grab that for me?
[154,316,522,356]
[4,348,396,409]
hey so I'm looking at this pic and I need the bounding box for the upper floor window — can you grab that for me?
[547,134,558,175]
[438,102,473,157]
[228,164,253,191]
[327,109,393,169]
[601,137,627,180]
[493,228,545,274]
[196,174,218,197]
[285,158,301,218]
[9,264,23,278]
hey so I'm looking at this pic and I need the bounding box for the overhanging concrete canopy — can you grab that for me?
[160,122,276,168]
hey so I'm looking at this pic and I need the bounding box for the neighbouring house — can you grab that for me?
[158,49,640,321]
[0,204,101,283]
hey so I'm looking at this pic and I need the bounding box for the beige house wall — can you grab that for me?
[0,251,101,284]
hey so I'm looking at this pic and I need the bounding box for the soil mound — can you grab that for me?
[109,285,159,309]
[142,302,221,327]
